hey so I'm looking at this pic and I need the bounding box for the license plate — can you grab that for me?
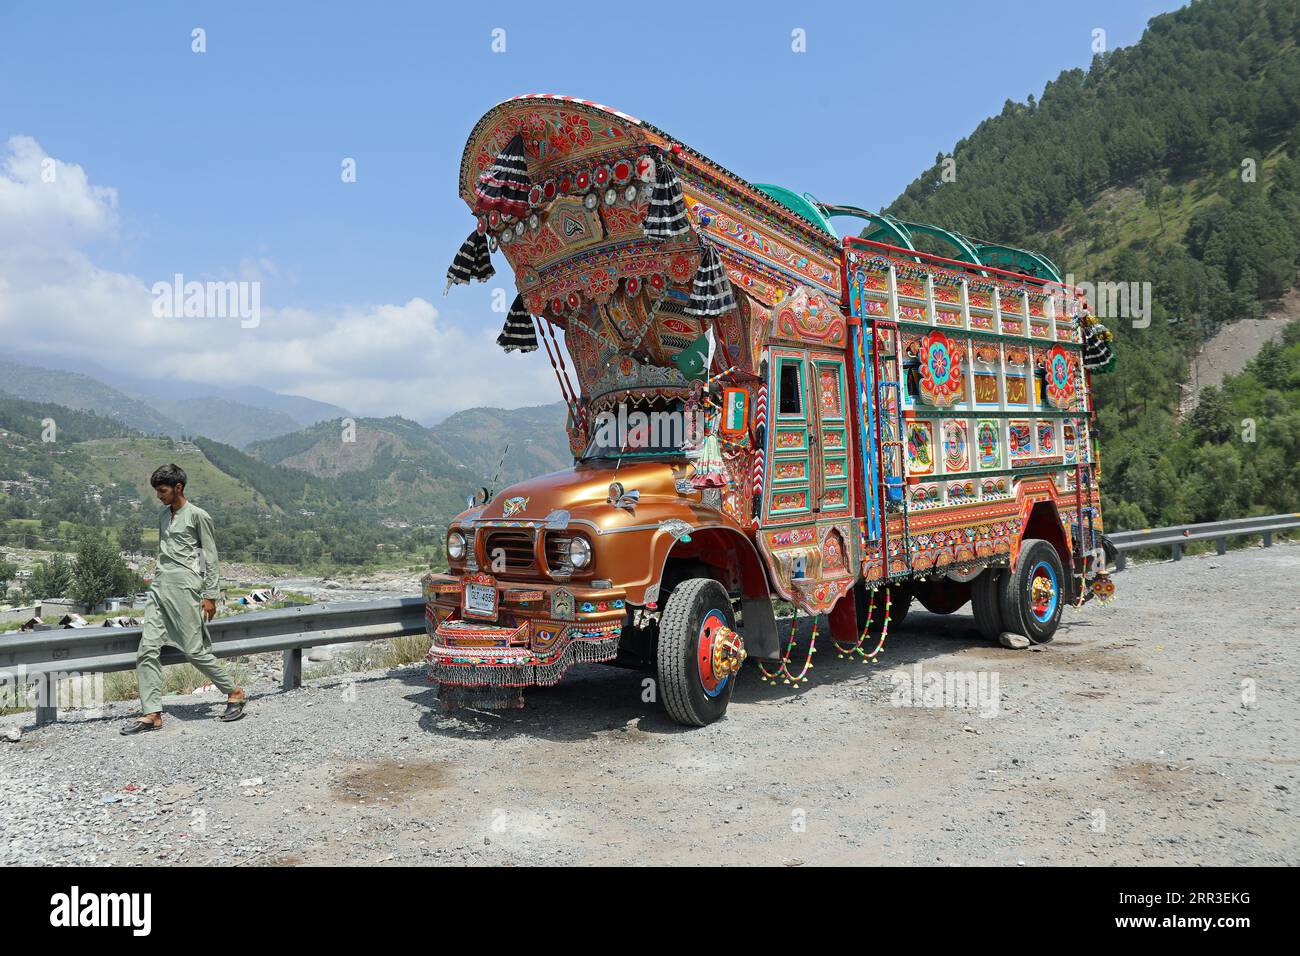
[463,582,498,619]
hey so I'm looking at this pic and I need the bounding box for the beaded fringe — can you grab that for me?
[430,634,620,706]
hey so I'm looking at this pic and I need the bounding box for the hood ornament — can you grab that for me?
[607,481,640,514]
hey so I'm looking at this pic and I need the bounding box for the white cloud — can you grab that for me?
[0,136,559,421]
[0,135,118,247]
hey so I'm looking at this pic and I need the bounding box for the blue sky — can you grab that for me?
[0,0,1183,420]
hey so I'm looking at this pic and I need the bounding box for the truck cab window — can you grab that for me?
[778,362,803,415]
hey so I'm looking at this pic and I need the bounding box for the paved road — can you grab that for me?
[2,545,1297,866]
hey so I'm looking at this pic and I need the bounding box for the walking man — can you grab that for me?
[121,464,247,734]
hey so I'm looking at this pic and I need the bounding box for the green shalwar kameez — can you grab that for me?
[136,501,235,714]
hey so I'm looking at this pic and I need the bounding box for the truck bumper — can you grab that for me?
[421,572,627,692]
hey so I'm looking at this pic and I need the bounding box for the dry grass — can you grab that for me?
[103,661,250,703]
[377,634,432,669]
[303,634,431,680]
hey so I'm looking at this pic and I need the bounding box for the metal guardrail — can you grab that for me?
[1,597,426,725]
[5,514,1296,724]
[1107,513,1300,570]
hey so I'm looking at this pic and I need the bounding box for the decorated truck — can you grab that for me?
[428,94,1117,725]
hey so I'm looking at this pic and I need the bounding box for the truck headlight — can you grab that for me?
[447,531,466,560]
[569,536,592,568]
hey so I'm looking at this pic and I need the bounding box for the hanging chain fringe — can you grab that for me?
[758,611,820,685]
[832,587,894,664]
[759,588,895,688]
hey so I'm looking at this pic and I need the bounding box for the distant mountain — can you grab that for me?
[0,400,273,515]
[428,403,571,483]
[150,396,304,448]
[246,404,572,518]
[248,415,483,518]
[0,360,184,437]
[0,394,135,443]
[0,359,352,447]
[0,393,572,571]
[206,385,350,428]
[191,436,342,511]
[0,361,571,524]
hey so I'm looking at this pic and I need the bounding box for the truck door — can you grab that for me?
[807,352,852,516]
[766,349,815,520]
[763,348,853,524]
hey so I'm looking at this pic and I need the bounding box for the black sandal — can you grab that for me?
[219,699,247,722]
[120,718,161,735]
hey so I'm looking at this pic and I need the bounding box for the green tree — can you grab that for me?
[28,554,74,601]
[0,557,18,596]
[1189,386,1234,444]
[118,516,143,556]
[71,532,134,611]
[1142,175,1166,234]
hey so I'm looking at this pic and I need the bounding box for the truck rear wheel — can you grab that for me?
[971,568,1006,641]
[657,578,741,726]
[999,539,1064,643]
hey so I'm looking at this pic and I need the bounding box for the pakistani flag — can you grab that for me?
[672,325,716,381]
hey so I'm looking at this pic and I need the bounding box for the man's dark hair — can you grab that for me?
[150,463,187,489]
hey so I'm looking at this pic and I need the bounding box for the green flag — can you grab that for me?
[672,328,714,381]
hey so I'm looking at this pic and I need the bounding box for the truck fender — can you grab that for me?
[650,526,781,662]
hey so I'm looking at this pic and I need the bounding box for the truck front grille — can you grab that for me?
[544,534,574,576]
[483,529,537,575]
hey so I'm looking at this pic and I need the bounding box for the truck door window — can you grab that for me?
[778,361,803,415]
[903,359,921,404]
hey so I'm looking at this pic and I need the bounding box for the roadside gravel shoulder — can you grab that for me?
[2,544,1296,866]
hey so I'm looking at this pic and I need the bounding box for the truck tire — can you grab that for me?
[1101,533,1119,570]
[657,578,739,726]
[971,568,1005,641]
[911,580,971,615]
[999,539,1064,643]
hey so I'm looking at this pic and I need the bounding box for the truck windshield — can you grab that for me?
[580,400,697,461]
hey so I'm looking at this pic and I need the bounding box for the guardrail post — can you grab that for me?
[33,673,57,726]
[1115,551,1126,572]
[282,648,302,690]
[1264,531,1273,548]
[1217,537,1226,556]
[1171,542,1182,561]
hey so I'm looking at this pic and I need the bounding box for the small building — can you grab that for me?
[0,604,39,626]
[40,598,86,617]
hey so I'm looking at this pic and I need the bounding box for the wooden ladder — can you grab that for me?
[869,318,912,579]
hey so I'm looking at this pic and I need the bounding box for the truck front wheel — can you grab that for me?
[657,578,740,726]
[999,538,1065,643]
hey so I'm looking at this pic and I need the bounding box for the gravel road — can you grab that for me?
[2,544,1296,866]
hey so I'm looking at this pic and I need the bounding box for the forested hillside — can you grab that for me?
[0,360,183,436]
[1,395,573,572]
[887,0,1300,527]
[245,404,572,515]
